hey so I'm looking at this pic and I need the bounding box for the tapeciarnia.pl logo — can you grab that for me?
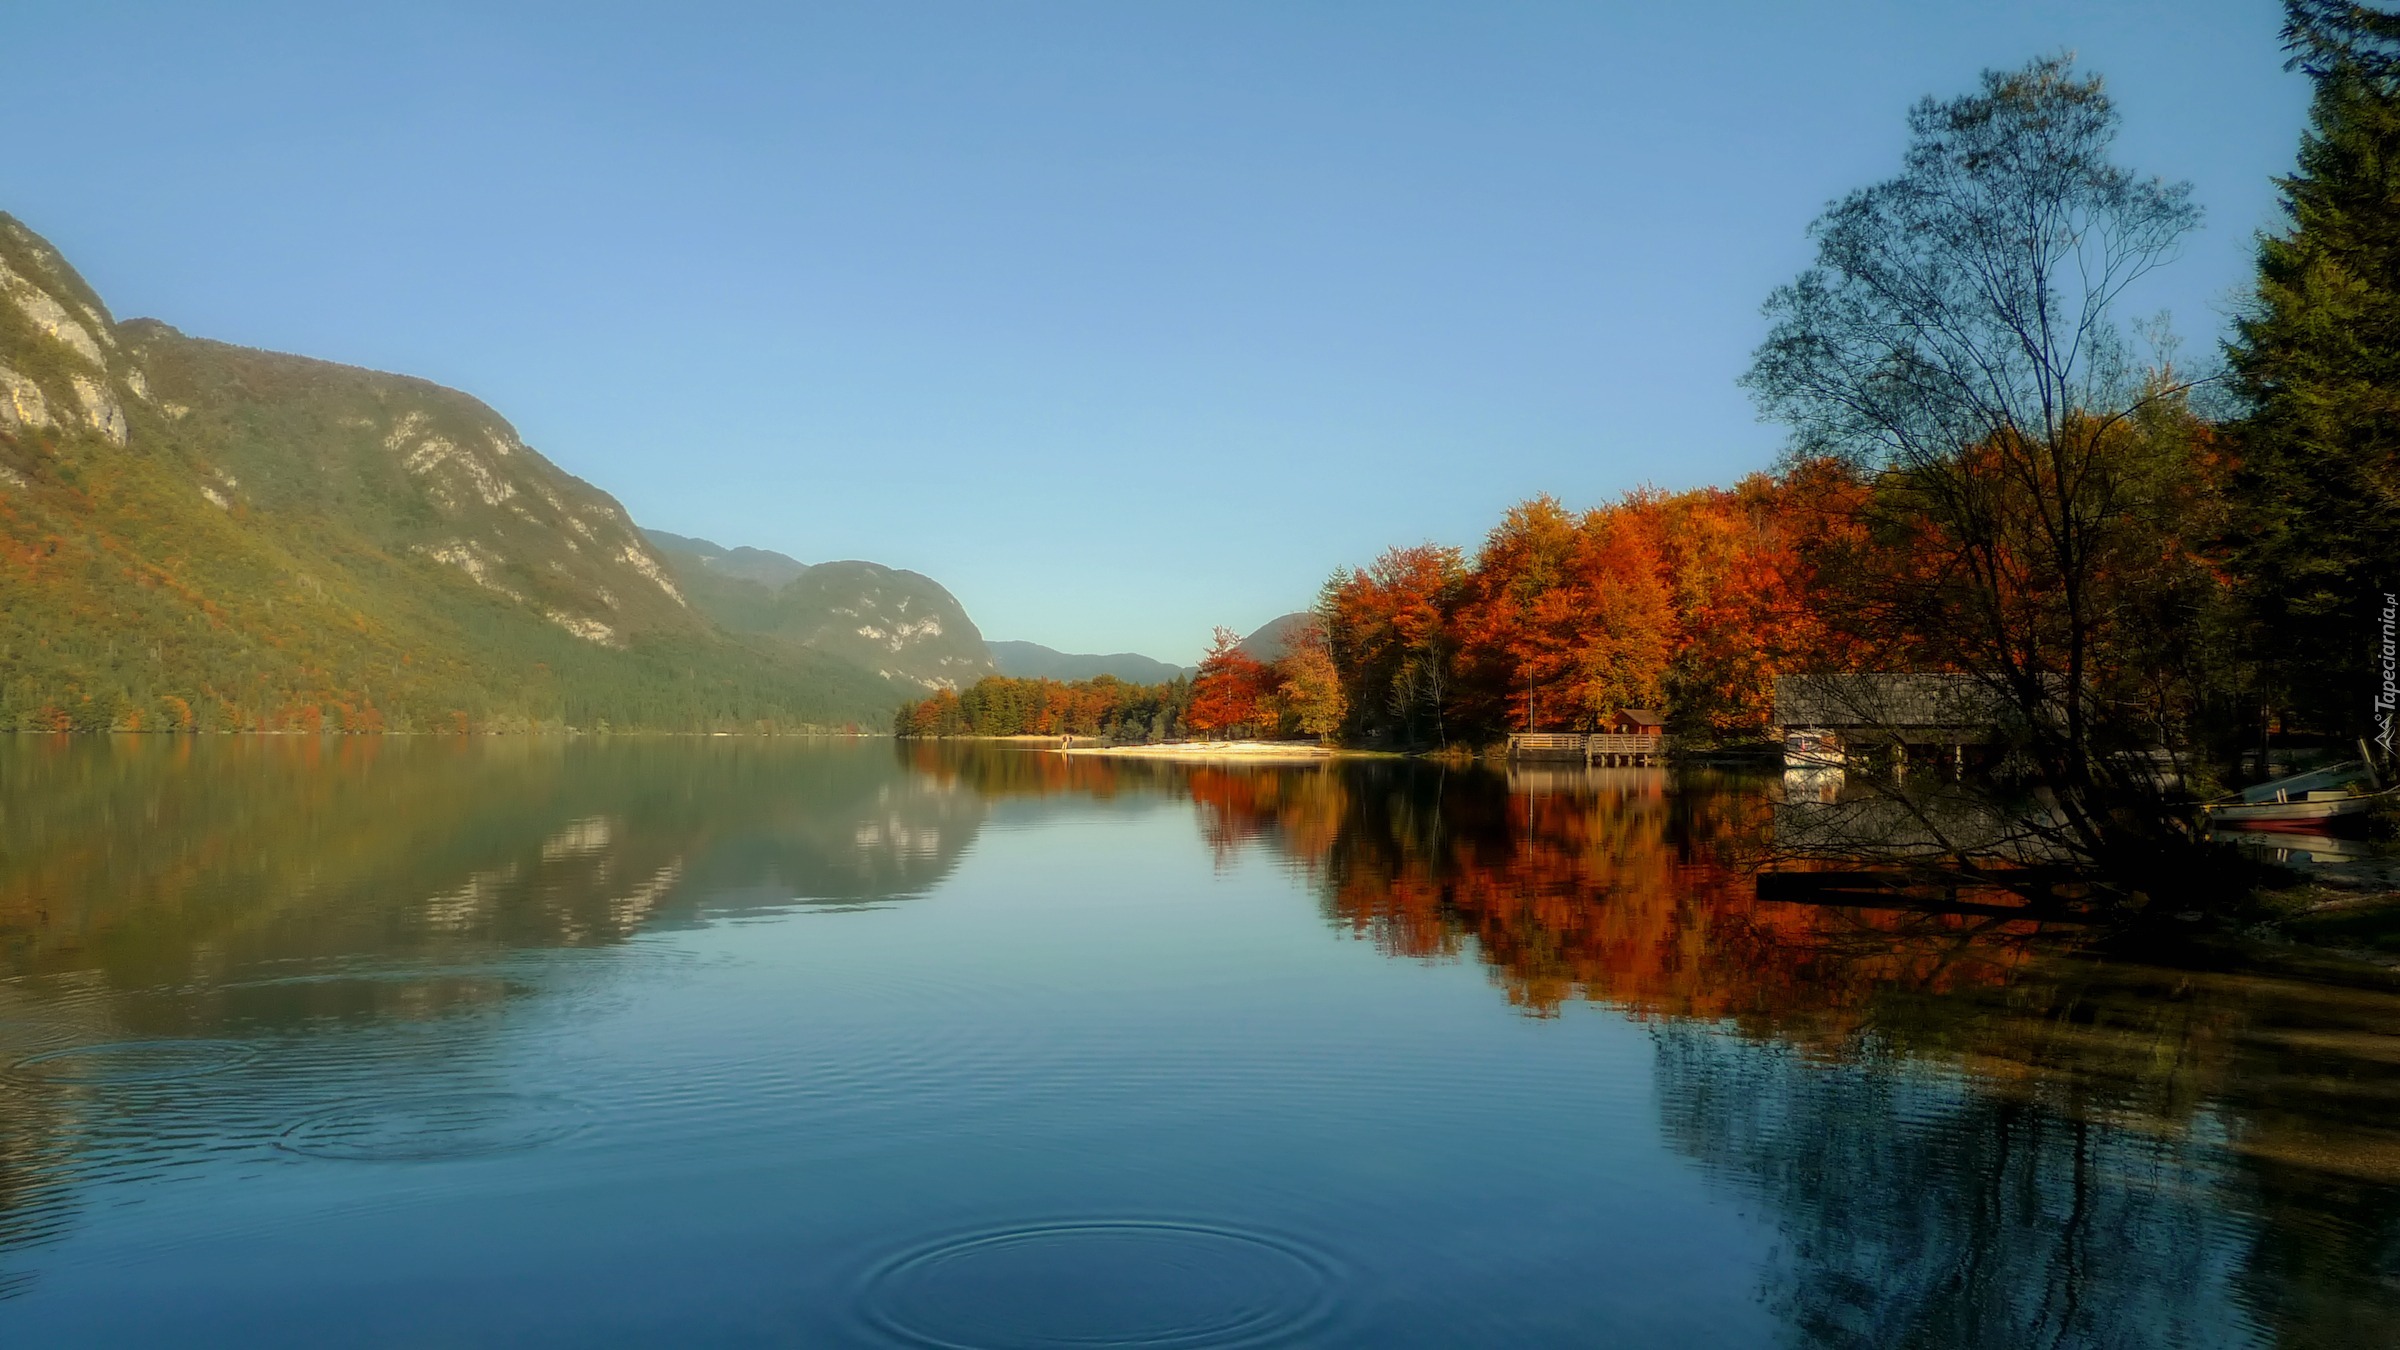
[2379,591,2398,757]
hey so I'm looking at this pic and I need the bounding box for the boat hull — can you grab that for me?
[2204,793,2387,827]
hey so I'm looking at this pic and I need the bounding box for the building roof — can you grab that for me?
[1772,674,2009,730]
[1614,708,1666,726]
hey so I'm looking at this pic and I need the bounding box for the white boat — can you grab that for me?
[2199,759,2398,828]
[1782,728,1844,769]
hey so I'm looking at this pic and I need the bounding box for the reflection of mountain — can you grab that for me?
[0,737,985,997]
[7,743,2396,1339]
[0,736,989,1292]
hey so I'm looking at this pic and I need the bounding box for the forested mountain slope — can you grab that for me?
[645,531,997,691]
[0,212,894,731]
[640,531,810,589]
[986,640,1186,684]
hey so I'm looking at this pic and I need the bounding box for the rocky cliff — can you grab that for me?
[0,211,895,730]
[645,531,998,691]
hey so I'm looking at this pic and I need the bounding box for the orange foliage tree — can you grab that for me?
[1270,617,1347,740]
[1186,628,1274,738]
[1320,464,1879,747]
[1320,544,1467,746]
[894,676,1188,741]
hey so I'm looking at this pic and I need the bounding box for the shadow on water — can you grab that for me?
[0,738,2393,1344]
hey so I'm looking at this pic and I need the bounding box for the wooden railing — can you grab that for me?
[1506,733,1665,763]
[1587,734,1663,758]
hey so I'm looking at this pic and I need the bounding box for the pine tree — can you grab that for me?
[2228,1,2400,730]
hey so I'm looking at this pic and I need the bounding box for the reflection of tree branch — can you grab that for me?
[1095,753,2400,1344]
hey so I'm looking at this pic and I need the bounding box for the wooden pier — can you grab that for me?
[1505,732,1665,766]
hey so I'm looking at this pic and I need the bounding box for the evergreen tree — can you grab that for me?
[2228,1,2400,731]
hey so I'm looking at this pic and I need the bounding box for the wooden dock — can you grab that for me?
[1506,732,1665,766]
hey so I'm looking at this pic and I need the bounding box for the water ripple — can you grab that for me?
[277,1092,592,1162]
[853,1219,1340,1349]
[9,1039,262,1084]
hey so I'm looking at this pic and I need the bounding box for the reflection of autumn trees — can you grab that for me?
[1185,766,1348,867]
[1178,753,2400,1344]
[921,748,2400,1340]
[1182,760,2040,1022]
[900,740,1172,800]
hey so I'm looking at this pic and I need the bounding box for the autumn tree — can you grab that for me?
[1742,55,2230,905]
[1656,466,1870,740]
[1446,495,1675,734]
[1319,545,1465,746]
[1316,472,1890,750]
[1453,496,1585,731]
[1185,627,1273,738]
[1271,617,1347,741]
[893,675,1188,741]
[1563,497,1676,725]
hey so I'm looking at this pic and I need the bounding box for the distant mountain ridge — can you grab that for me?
[987,641,1187,684]
[1237,613,1314,663]
[644,531,810,589]
[986,615,1313,686]
[644,530,998,691]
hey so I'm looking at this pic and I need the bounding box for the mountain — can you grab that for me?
[1236,612,1315,664]
[982,619,1308,685]
[986,641,1187,684]
[0,211,899,731]
[642,530,810,589]
[644,531,998,691]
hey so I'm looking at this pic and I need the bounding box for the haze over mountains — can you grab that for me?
[643,531,998,692]
[985,642,1189,684]
[0,210,1209,732]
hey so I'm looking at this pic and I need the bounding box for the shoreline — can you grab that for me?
[1063,740,1386,763]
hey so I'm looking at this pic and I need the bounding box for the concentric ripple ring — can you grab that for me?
[278,1092,592,1161]
[11,1039,262,1084]
[856,1219,1339,1349]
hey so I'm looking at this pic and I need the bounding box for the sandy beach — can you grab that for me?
[1061,739,1358,762]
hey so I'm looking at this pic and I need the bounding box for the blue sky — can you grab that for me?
[6,1,2307,661]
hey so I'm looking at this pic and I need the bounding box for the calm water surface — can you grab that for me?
[0,738,2395,1347]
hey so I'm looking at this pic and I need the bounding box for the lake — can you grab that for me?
[0,737,2394,1347]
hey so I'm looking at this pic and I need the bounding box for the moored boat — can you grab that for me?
[1782,728,1845,769]
[2199,758,2398,828]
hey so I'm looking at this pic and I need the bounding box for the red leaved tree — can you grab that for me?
[1186,627,1274,738]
